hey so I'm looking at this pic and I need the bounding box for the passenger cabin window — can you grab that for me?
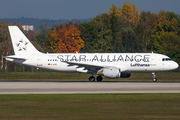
[162,58,172,61]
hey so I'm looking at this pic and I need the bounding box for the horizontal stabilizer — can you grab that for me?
[5,55,26,60]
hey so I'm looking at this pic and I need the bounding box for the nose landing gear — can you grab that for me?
[152,72,157,82]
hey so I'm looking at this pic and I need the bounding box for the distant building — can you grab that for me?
[22,25,34,31]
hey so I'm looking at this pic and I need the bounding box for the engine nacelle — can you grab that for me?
[97,67,131,79]
[120,72,131,78]
[101,67,120,79]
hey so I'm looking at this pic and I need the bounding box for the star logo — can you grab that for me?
[16,38,28,51]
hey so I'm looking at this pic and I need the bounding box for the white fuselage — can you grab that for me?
[7,53,179,73]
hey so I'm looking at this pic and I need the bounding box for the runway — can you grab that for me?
[0,81,180,94]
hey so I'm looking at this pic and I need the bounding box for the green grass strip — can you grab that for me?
[0,94,180,120]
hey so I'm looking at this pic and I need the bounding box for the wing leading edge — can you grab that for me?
[62,61,127,74]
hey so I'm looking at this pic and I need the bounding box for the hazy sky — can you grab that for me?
[0,0,180,20]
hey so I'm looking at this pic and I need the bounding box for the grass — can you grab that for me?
[0,94,180,120]
[0,72,180,81]
[0,72,180,119]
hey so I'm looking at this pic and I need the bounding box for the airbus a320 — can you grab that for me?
[6,26,179,82]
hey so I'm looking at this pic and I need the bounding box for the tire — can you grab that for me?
[153,78,157,82]
[97,76,103,82]
[89,76,95,82]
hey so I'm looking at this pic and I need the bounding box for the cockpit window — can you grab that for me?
[162,58,172,61]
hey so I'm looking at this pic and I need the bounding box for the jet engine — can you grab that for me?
[97,67,120,78]
[97,67,131,79]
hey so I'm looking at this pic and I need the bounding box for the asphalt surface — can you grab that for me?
[0,81,180,94]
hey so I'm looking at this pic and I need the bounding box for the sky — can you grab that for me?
[0,0,180,20]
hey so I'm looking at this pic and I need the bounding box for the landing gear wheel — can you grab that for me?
[97,76,103,82]
[89,76,95,82]
[153,78,157,82]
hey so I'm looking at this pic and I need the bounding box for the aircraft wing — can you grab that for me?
[63,61,104,73]
[63,61,128,73]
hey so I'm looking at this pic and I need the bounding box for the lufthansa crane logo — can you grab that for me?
[16,38,28,51]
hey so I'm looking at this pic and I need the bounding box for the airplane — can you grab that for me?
[6,26,179,82]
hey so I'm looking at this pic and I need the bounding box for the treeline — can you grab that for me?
[78,3,180,65]
[0,2,180,72]
[0,17,92,29]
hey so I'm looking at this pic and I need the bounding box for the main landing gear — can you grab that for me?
[89,75,103,82]
[89,76,95,82]
[97,76,103,82]
[152,72,157,82]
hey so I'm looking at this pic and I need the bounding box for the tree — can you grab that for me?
[36,24,50,50]
[44,30,59,53]
[27,33,43,52]
[121,27,142,52]
[44,25,84,53]
[36,32,47,49]
[57,25,84,53]
[151,10,179,33]
[109,4,119,41]
[93,13,113,53]
[119,2,140,25]
[112,18,128,53]
[153,32,180,64]
[37,24,49,33]
[113,31,123,53]
[134,11,152,52]
[78,22,95,53]
[0,21,23,71]
[109,4,119,17]
[79,13,113,53]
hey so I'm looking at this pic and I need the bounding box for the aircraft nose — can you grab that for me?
[173,62,179,69]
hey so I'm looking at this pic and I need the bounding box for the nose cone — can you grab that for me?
[173,62,179,70]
